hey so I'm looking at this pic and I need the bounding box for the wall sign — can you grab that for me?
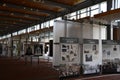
[60,37,79,63]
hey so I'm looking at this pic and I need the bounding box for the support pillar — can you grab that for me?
[11,34,13,57]
[107,25,111,40]
[98,23,102,75]
[107,0,112,40]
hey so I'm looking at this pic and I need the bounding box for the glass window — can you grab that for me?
[46,21,49,27]
[55,17,62,20]
[3,36,6,39]
[70,12,76,16]
[81,9,87,13]
[91,9,99,17]
[87,8,90,16]
[118,0,120,8]
[69,16,77,20]
[100,2,107,12]
[91,4,99,10]
[18,29,26,34]
[31,26,35,31]
[12,32,17,36]
[78,8,90,19]
[112,0,120,9]
[50,20,54,26]
[81,13,87,18]
[34,24,40,30]
[67,12,77,20]
[41,23,44,29]
[6,34,11,38]
[27,27,30,32]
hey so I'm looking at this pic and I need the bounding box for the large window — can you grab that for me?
[34,24,40,30]
[90,4,99,17]
[91,9,99,17]
[41,23,44,29]
[55,17,62,20]
[67,12,77,20]
[2,36,6,39]
[6,34,11,38]
[1,1,108,40]
[12,32,17,36]
[81,9,87,18]
[18,29,26,34]
[50,20,54,26]
[112,0,120,9]
[100,2,107,12]
[28,26,35,32]
[76,1,107,19]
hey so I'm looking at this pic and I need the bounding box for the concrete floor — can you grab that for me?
[0,56,59,80]
[1,56,120,80]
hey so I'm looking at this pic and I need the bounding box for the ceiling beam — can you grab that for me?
[41,0,106,23]
[0,21,26,27]
[5,3,57,15]
[0,23,22,28]
[0,0,63,12]
[0,6,49,17]
[44,0,71,9]
[0,0,106,36]
[0,13,40,21]
[0,18,32,24]
[73,0,106,11]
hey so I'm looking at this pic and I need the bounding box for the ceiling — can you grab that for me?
[0,0,106,36]
[94,8,120,23]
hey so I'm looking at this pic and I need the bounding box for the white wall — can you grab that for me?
[53,20,66,66]
[82,23,93,39]
[53,20,81,66]
[93,24,107,39]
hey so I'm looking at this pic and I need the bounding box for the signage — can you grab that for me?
[60,37,79,43]
[102,40,119,45]
[83,39,98,44]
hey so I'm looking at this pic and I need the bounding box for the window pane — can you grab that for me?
[12,32,17,36]
[47,21,50,27]
[18,29,26,34]
[100,2,107,12]
[81,9,86,13]
[91,9,99,17]
[35,24,40,30]
[70,12,76,16]
[91,4,99,10]
[55,17,62,20]
[41,23,44,29]
[50,20,54,26]
[81,13,87,18]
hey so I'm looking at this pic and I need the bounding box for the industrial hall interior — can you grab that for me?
[1,0,120,80]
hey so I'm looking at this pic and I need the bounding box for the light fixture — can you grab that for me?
[33,0,44,3]
[2,3,6,6]
[10,13,14,15]
[24,7,26,9]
